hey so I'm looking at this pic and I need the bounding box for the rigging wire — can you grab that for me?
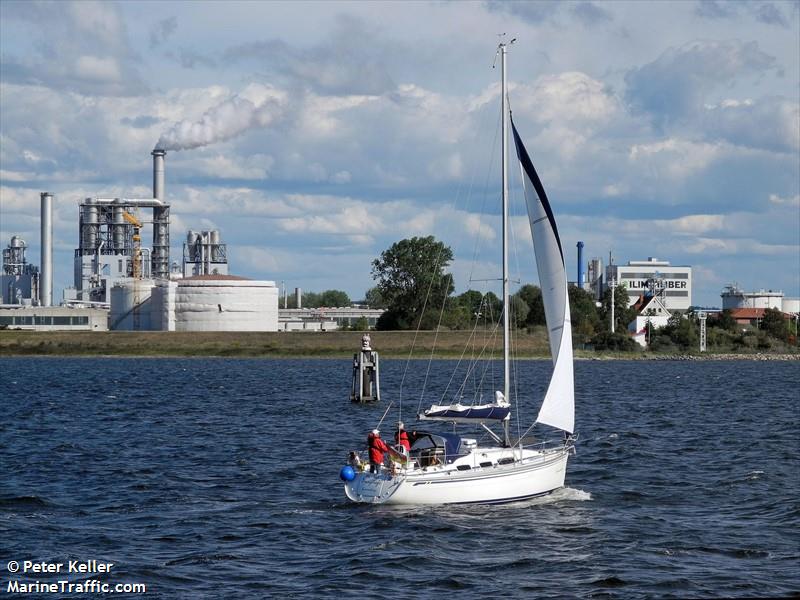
[415,82,502,416]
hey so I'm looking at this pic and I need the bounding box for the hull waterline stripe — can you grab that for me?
[447,488,558,506]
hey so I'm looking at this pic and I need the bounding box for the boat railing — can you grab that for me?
[517,436,574,453]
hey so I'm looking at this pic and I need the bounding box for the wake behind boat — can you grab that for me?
[340,41,576,505]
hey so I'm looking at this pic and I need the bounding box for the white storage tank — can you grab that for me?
[782,298,799,314]
[150,280,177,331]
[173,275,278,331]
[109,279,155,330]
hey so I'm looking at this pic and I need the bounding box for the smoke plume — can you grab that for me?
[156,93,287,151]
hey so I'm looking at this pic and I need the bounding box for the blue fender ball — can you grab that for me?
[339,465,356,481]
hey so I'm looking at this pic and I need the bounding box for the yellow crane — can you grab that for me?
[122,211,144,279]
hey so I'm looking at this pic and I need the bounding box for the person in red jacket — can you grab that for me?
[394,422,411,453]
[367,429,389,474]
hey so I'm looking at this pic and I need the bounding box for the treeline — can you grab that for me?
[284,289,351,309]
[298,236,797,352]
[366,235,640,349]
[650,307,797,353]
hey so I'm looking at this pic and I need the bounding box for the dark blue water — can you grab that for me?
[1,357,798,598]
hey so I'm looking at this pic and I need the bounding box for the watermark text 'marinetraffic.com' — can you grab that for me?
[6,560,146,595]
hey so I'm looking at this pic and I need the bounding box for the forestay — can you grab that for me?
[511,117,575,434]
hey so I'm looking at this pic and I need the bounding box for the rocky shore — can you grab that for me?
[635,353,799,361]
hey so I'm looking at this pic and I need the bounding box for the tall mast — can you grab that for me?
[500,41,510,446]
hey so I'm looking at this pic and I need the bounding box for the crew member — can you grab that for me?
[367,429,389,474]
[394,422,411,452]
[348,451,363,471]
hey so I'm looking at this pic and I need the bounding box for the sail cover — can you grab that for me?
[418,402,511,423]
[511,117,575,434]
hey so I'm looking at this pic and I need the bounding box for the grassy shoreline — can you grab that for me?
[1,330,797,360]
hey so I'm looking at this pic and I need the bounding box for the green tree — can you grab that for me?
[319,289,351,307]
[364,286,388,309]
[711,309,738,332]
[761,308,789,341]
[600,283,636,332]
[515,284,545,326]
[301,291,321,308]
[656,313,698,351]
[569,284,601,340]
[350,316,370,331]
[452,290,502,328]
[482,292,502,324]
[590,330,639,351]
[455,290,484,316]
[510,295,530,328]
[372,236,455,330]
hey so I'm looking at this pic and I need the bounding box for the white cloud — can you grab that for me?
[75,55,122,83]
[685,237,796,256]
[769,193,800,207]
[629,138,725,179]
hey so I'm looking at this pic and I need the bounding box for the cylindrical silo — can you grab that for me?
[112,201,126,252]
[82,199,99,250]
[173,276,279,331]
[109,279,155,330]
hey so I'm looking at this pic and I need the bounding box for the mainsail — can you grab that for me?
[511,117,575,434]
[419,391,511,423]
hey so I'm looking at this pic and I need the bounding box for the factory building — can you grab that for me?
[279,307,385,331]
[1,236,39,305]
[606,258,692,312]
[63,150,170,305]
[586,257,604,301]
[0,306,108,331]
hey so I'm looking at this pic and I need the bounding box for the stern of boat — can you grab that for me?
[344,471,404,504]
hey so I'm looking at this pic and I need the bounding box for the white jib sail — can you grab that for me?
[512,118,575,434]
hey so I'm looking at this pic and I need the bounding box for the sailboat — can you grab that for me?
[341,42,575,505]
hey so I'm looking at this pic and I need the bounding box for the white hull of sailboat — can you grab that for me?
[345,446,570,505]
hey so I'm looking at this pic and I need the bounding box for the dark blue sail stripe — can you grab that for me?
[510,115,564,265]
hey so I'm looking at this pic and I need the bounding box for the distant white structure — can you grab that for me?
[278,307,384,331]
[607,257,692,312]
[0,306,108,331]
[171,275,278,331]
[721,283,789,311]
[1,236,39,305]
[109,278,155,330]
[108,274,279,331]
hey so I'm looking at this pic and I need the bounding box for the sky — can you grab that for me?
[1,0,798,308]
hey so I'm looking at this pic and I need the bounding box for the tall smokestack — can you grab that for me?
[40,192,53,306]
[151,149,170,280]
[152,148,165,201]
[576,241,585,290]
[295,287,302,309]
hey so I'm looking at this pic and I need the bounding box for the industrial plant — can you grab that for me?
[1,149,280,332]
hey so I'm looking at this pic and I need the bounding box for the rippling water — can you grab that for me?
[1,357,798,598]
